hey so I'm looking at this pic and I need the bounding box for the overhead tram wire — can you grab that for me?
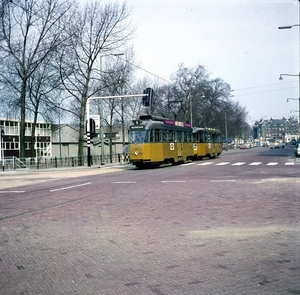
[116,56,172,84]
[232,80,298,91]
[232,86,298,97]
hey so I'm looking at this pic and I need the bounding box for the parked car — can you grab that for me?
[290,139,297,147]
[294,143,300,157]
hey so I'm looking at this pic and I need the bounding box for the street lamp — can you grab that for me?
[278,24,300,30]
[279,73,300,140]
[279,22,300,140]
[99,52,124,164]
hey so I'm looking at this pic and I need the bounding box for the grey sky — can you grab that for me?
[83,0,300,123]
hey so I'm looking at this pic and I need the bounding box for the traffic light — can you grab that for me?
[142,87,155,106]
[87,118,96,139]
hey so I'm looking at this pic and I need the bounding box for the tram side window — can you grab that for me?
[168,130,174,142]
[154,129,162,142]
[197,131,205,143]
[150,129,154,142]
[207,133,211,143]
[175,131,183,142]
[184,132,191,142]
[201,132,206,143]
[212,133,221,143]
[162,130,174,142]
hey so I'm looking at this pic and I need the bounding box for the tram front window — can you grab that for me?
[129,130,148,143]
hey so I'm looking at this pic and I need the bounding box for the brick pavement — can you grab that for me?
[0,165,300,295]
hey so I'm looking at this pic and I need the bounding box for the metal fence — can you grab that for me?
[0,154,130,171]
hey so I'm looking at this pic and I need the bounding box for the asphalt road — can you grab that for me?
[0,146,299,295]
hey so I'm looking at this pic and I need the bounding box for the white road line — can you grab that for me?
[267,162,278,166]
[50,182,91,192]
[0,190,25,193]
[198,162,214,166]
[231,162,246,166]
[285,162,295,165]
[215,162,230,166]
[249,162,262,165]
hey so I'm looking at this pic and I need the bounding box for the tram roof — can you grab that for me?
[193,127,220,133]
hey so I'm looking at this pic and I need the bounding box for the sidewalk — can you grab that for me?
[0,163,131,190]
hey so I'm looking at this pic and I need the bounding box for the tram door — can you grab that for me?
[176,131,182,157]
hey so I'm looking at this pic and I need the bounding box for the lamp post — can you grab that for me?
[279,73,300,140]
[279,22,300,140]
[99,53,124,164]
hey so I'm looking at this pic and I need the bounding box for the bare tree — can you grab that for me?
[58,0,134,161]
[100,50,136,150]
[27,53,63,157]
[0,0,75,158]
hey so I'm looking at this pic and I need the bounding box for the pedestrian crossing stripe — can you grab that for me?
[197,161,295,166]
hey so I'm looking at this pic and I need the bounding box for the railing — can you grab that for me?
[0,157,28,170]
[0,154,130,171]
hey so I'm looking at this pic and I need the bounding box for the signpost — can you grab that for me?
[1,130,4,171]
[86,89,154,167]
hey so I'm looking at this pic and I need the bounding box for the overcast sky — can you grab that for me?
[84,0,300,124]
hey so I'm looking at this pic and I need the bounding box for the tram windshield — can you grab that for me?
[129,130,148,143]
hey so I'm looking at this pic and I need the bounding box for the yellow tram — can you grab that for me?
[128,115,222,168]
[193,127,222,159]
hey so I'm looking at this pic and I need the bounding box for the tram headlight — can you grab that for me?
[134,151,139,156]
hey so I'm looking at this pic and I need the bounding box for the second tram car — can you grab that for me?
[128,115,222,168]
[193,127,222,159]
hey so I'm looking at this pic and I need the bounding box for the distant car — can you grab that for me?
[294,143,300,157]
[270,141,285,149]
[239,144,248,149]
[290,140,297,147]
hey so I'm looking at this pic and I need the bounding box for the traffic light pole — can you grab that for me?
[86,93,147,167]
[0,130,4,171]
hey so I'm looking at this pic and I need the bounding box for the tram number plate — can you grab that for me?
[170,143,174,150]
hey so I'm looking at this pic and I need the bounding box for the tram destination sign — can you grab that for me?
[164,119,191,128]
[130,125,145,130]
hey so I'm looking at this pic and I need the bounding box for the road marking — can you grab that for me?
[267,162,278,166]
[50,182,91,192]
[285,162,295,165]
[231,162,246,166]
[258,178,287,182]
[0,190,25,193]
[215,162,230,166]
[249,162,262,165]
[198,162,214,166]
